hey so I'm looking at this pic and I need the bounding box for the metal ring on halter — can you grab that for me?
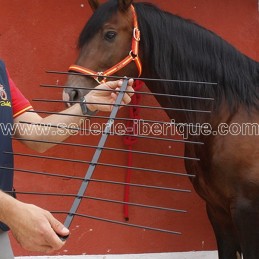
[95,72,106,84]
[133,28,140,41]
[129,50,137,60]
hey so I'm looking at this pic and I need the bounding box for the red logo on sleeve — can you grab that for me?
[0,84,11,107]
[0,84,7,100]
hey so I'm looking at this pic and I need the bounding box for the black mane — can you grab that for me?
[79,1,259,111]
[134,2,259,111]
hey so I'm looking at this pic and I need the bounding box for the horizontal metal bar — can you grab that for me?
[6,190,186,213]
[12,137,197,161]
[47,70,218,86]
[2,146,195,178]
[0,166,85,180]
[5,151,197,176]
[17,119,204,145]
[2,155,195,177]
[40,84,214,101]
[25,109,209,131]
[33,98,212,114]
[51,211,182,235]
[1,165,192,193]
[9,144,198,161]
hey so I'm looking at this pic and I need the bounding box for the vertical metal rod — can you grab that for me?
[63,79,129,231]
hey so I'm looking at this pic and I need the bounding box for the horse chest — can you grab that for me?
[184,136,238,208]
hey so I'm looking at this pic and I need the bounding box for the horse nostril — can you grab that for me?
[63,89,80,107]
[70,90,79,101]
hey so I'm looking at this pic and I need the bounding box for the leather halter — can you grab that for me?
[68,5,142,84]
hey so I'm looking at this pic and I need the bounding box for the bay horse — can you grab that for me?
[63,0,259,258]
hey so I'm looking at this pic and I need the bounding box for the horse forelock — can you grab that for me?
[134,2,259,111]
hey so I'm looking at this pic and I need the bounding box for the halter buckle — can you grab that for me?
[133,28,140,41]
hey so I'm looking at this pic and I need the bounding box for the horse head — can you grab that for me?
[63,0,141,104]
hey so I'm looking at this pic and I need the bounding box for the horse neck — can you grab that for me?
[136,78,209,127]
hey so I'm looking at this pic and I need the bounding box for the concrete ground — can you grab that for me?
[16,251,218,259]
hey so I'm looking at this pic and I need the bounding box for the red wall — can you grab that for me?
[0,0,258,256]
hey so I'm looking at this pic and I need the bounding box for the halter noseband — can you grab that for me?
[68,5,142,84]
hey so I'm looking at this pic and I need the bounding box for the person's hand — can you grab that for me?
[7,200,69,253]
[85,79,134,112]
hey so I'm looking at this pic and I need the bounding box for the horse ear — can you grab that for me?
[88,0,100,11]
[118,0,133,11]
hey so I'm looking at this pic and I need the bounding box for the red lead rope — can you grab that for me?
[123,80,144,220]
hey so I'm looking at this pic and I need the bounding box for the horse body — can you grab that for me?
[185,105,259,258]
[64,1,259,258]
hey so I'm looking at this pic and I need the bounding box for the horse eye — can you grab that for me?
[104,31,117,41]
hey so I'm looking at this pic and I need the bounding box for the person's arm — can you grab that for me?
[14,79,134,152]
[0,190,69,253]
